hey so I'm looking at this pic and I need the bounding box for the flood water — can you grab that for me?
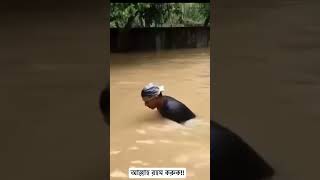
[3,0,320,180]
[215,0,320,179]
[110,48,210,179]
[1,13,108,180]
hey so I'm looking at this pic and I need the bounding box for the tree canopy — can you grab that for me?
[110,3,210,28]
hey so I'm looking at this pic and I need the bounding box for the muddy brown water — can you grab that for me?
[2,0,320,179]
[0,13,109,180]
[214,0,320,179]
[110,48,210,180]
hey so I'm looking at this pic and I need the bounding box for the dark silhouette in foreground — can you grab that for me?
[99,84,274,180]
[211,121,274,180]
[99,86,109,125]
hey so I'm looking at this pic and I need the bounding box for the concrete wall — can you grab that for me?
[111,27,210,52]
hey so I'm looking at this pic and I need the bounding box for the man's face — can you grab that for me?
[144,98,158,109]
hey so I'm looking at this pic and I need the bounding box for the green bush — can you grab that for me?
[110,3,210,28]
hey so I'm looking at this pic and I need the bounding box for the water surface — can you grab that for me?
[110,48,210,180]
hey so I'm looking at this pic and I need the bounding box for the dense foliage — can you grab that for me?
[110,3,210,28]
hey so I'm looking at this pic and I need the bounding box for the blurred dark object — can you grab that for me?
[0,0,104,13]
[100,86,110,125]
[211,121,274,180]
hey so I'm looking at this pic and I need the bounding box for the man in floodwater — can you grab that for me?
[100,84,274,180]
[141,83,195,124]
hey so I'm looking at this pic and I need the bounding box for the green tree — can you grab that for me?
[110,3,210,28]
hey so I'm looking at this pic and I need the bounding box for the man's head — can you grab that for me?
[141,83,164,109]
